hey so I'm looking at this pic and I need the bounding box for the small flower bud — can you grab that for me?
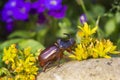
[80,14,87,24]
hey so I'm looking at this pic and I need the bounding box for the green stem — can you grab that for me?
[80,0,87,13]
[79,0,95,24]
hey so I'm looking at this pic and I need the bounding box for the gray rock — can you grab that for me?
[37,58,120,80]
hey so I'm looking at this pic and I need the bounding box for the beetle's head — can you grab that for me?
[64,33,75,45]
[69,37,75,46]
[56,33,75,49]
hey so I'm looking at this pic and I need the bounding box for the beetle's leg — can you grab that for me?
[56,52,63,67]
[57,57,61,67]
[66,48,74,54]
[42,61,51,72]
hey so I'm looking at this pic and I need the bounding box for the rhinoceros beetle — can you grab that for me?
[38,34,75,72]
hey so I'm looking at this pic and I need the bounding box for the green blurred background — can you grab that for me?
[0,0,120,52]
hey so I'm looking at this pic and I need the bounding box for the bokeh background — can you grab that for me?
[0,0,120,50]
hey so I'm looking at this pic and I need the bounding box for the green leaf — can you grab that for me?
[58,18,73,37]
[36,27,48,44]
[0,39,44,53]
[19,39,44,53]
[104,18,116,36]
[0,39,24,51]
[0,54,3,67]
[92,5,105,16]
[117,39,120,50]
[0,67,11,76]
[115,12,120,23]
[8,30,36,39]
[58,18,71,28]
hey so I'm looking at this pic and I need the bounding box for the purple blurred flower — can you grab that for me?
[13,2,31,20]
[2,0,31,22]
[44,0,62,10]
[1,8,13,23]
[32,0,63,13]
[80,14,87,24]
[32,0,45,13]
[1,0,67,27]
[48,5,67,19]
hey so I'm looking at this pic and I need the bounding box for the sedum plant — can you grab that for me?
[69,22,119,61]
[0,44,39,80]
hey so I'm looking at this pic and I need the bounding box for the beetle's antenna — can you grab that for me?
[63,33,71,38]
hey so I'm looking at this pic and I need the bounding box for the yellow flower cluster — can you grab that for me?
[77,23,98,38]
[2,44,38,80]
[69,23,119,60]
[3,44,18,65]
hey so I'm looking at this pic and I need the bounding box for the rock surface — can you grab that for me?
[37,58,120,80]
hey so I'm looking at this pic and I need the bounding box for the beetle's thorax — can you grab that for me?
[56,38,75,49]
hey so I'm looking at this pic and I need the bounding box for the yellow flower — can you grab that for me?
[15,74,26,80]
[78,22,98,38]
[0,77,14,80]
[104,55,111,58]
[30,75,35,80]
[92,39,119,58]
[92,52,99,58]
[5,60,9,64]
[1,44,39,80]
[69,44,88,60]
[103,39,119,54]
[70,22,120,61]
[2,44,17,64]
[11,62,16,70]
[14,47,38,79]
[8,77,14,80]
[10,44,16,48]
[70,38,119,61]
[24,47,31,56]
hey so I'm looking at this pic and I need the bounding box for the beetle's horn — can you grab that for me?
[64,33,71,38]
